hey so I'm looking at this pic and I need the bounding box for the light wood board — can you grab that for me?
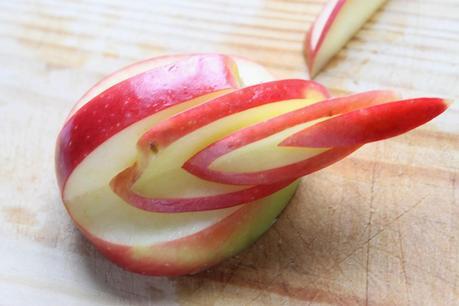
[1,0,458,305]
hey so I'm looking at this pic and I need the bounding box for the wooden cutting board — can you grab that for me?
[1,0,458,305]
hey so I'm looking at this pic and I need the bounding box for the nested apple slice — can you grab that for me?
[305,0,388,77]
[58,54,326,275]
[282,97,448,147]
[184,90,398,185]
[110,79,329,212]
[184,94,447,186]
[57,54,241,190]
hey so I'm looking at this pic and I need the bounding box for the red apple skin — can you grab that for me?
[282,98,449,148]
[55,54,239,191]
[68,54,189,117]
[71,182,298,276]
[183,91,397,185]
[110,79,329,213]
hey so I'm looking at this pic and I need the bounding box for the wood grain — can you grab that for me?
[0,0,458,305]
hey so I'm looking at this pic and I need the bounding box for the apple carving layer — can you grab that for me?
[56,54,447,276]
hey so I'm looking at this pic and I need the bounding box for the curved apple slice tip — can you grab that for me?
[282,97,449,148]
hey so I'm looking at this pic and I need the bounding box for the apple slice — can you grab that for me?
[70,54,273,117]
[184,90,396,185]
[56,53,448,276]
[56,54,240,190]
[282,97,448,147]
[184,95,448,186]
[305,0,387,77]
[76,182,299,276]
[68,55,189,117]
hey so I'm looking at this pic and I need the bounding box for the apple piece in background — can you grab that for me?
[305,0,388,77]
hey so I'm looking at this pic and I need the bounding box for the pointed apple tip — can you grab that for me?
[443,99,453,108]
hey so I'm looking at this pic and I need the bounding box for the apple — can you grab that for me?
[305,0,388,77]
[56,53,447,276]
[56,54,326,275]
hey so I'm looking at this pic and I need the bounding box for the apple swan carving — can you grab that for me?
[56,54,447,275]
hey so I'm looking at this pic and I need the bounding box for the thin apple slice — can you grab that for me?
[70,54,272,117]
[110,80,329,212]
[184,90,397,185]
[112,167,293,212]
[69,54,189,116]
[282,98,449,147]
[56,54,240,190]
[137,79,329,149]
[305,0,387,77]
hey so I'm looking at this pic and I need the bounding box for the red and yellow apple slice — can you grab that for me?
[184,90,398,185]
[57,54,322,275]
[56,53,448,276]
[110,79,329,212]
[305,0,388,77]
[184,95,447,186]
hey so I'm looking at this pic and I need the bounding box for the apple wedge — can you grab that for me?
[305,0,387,77]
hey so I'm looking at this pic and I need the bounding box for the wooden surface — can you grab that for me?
[1,0,458,305]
